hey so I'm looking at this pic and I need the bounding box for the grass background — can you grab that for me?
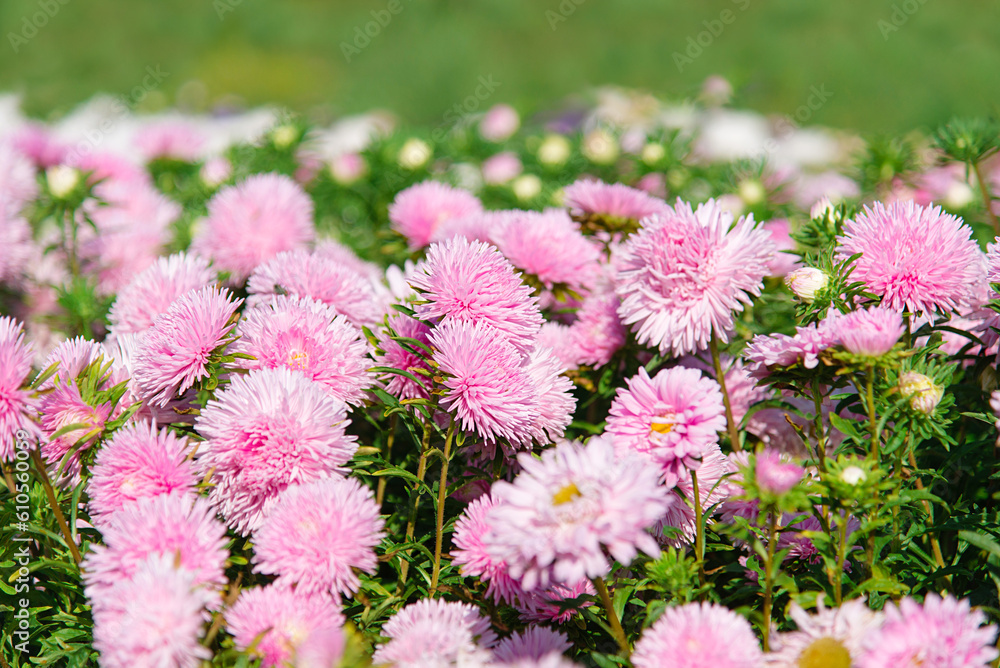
[2,0,998,133]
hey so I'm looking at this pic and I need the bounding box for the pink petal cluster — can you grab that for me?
[837,307,904,357]
[632,602,763,668]
[755,449,804,495]
[374,312,433,401]
[744,317,841,379]
[0,317,39,461]
[372,598,498,667]
[562,179,669,221]
[134,122,207,162]
[766,598,882,668]
[38,382,111,486]
[389,180,484,249]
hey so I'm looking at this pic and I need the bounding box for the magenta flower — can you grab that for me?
[632,602,763,668]
[134,286,242,407]
[0,316,39,461]
[493,628,570,663]
[247,249,382,328]
[838,307,904,357]
[859,594,998,668]
[606,366,726,486]
[194,367,358,535]
[410,236,543,351]
[253,476,384,599]
[372,599,498,668]
[562,179,669,222]
[485,436,670,591]
[107,252,216,338]
[226,585,345,668]
[616,199,774,356]
[837,201,986,315]
[755,449,804,495]
[87,421,198,525]
[192,173,315,283]
[389,180,484,250]
[232,295,373,406]
[82,492,228,602]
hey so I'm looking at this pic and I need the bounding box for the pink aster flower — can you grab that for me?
[82,492,228,602]
[0,141,39,212]
[562,179,669,222]
[493,628,570,663]
[763,219,801,276]
[90,553,217,668]
[107,252,216,338]
[106,333,197,425]
[522,346,576,444]
[482,151,523,184]
[411,237,543,351]
[568,288,628,368]
[606,366,726,487]
[232,295,373,406]
[134,122,207,162]
[0,317,40,461]
[767,597,882,668]
[372,599,498,668]
[134,286,242,407]
[430,209,516,245]
[253,476,384,598]
[836,201,986,315]
[657,445,738,547]
[11,124,67,168]
[490,209,602,294]
[755,449,804,495]
[39,382,111,486]
[534,322,580,370]
[0,213,34,287]
[226,585,346,668]
[452,493,522,605]
[859,594,998,668]
[838,307,904,357]
[389,180,484,250]
[616,199,775,356]
[515,579,595,625]
[480,104,521,142]
[87,421,198,525]
[247,249,382,328]
[375,312,433,401]
[192,173,315,283]
[744,318,841,379]
[485,436,670,591]
[430,320,538,448]
[40,336,105,388]
[632,602,763,668]
[680,354,770,426]
[194,367,358,534]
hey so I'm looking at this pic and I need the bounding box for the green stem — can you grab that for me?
[865,365,878,460]
[834,517,848,605]
[399,417,433,588]
[762,512,778,652]
[429,420,456,595]
[810,378,827,472]
[973,160,1000,236]
[376,414,397,507]
[592,575,630,656]
[902,313,912,349]
[30,449,81,565]
[709,335,741,452]
[691,470,707,593]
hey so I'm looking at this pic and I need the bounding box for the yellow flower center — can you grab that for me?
[552,482,581,505]
[798,637,851,668]
[286,349,309,371]
[650,419,675,435]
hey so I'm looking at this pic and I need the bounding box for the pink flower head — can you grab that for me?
[372,598,498,667]
[480,104,521,142]
[859,594,998,668]
[430,209,516,245]
[232,295,373,406]
[521,346,576,444]
[0,317,39,461]
[90,553,217,668]
[134,286,242,407]
[193,173,315,283]
[0,141,39,213]
[616,199,775,356]
[485,436,670,591]
[490,209,602,293]
[375,312,433,401]
[837,201,986,315]
[41,336,105,388]
[247,249,382,328]
[226,585,346,668]
[482,151,523,184]
[515,578,595,625]
[253,476,384,598]
[838,307,904,357]
[755,449,804,495]
[763,218,801,276]
[410,237,543,351]
[135,122,207,162]
[567,288,628,368]
[767,597,883,668]
[11,124,67,168]
[389,181,484,250]
[108,252,216,338]
[744,317,841,379]
[87,421,198,525]
[657,445,737,547]
[606,366,726,487]
[0,213,34,286]
[452,493,522,605]
[82,492,228,602]
[430,319,537,447]
[194,367,358,535]
[632,602,763,668]
[39,382,111,486]
[562,179,669,222]
[106,333,197,425]
[493,628,570,663]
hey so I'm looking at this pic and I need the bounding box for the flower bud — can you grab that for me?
[200,157,232,188]
[784,267,828,303]
[271,124,299,149]
[756,450,804,496]
[538,134,571,167]
[898,371,943,414]
[46,165,80,199]
[582,128,619,165]
[479,104,520,142]
[330,153,367,185]
[737,179,766,206]
[398,138,432,170]
[840,466,866,486]
[641,142,666,165]
[512,174,542,201]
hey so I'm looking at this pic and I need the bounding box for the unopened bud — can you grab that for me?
[46,165,80,199]
[398,138,432,170]
[840,466,866,486]
[784,267,828,303]
[898,371,943,414]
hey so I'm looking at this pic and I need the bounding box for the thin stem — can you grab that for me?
[834,517,848,605]
[902,313,912,349]
[710,335,741,452]
[810,378,827,473]
[762,512,778,652]
[202,573,242,648]
[3,465,16,495]
[691,470,707,593]
[592,575,629,656]
[376,414,397,507]
[29,449,81,565]
[865,365,878,460]
[973,160,1000,236]
[430,420,456,595]
[908,450,950,581]
[399,417,433,588]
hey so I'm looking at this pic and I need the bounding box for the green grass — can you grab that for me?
[3,0,998,134]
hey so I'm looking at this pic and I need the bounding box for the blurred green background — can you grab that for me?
[2,0,998,133]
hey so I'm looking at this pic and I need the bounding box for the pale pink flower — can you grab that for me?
[480,104,521,142]
[493,628,570,663]
[374,312,433,401]
[0,213,34,287]
[482,152,523,184]
[763,219,800,276]
[39,382,111,486]
[838,307,904,357]
[0,316,40,461]
[372,599,498,667]
[766,597,882,668]
[452,493,522,605]
[568,288,628,368]
[632,602,763,668]
[389,181,484,250]
[515,579,595,625]
[755,449,804,495]
[135,122,207,162]
[562,179,669,222]
[744,318,841,379]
